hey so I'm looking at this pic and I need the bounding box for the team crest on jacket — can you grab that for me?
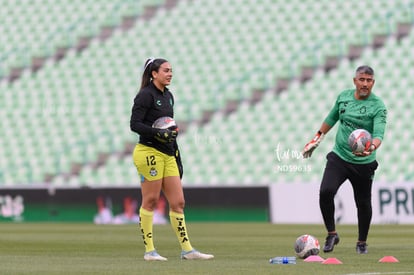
[149,167,158,177]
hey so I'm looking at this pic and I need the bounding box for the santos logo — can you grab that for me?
[0,195,24,219]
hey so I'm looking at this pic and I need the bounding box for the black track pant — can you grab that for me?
[319,152,378,242]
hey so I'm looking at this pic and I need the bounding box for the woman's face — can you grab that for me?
[152,62,172,88]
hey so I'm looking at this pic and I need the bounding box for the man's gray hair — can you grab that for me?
[356,65,374,76]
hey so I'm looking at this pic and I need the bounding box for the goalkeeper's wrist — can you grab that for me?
[152,128,161,136]
[312,130,323,142]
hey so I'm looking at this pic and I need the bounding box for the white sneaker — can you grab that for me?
[144,250,167,261]
[181,249,214,260]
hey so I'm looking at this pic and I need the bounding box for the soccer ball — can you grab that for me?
[348,129,372,153]
[152,116,177,130]
[294,234,320,259]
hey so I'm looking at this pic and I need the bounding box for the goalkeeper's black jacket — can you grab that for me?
[130,81,176,156]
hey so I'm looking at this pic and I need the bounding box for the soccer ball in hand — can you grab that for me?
[294,234,320,259]
[152,116,177,130]
[348,129,372,153]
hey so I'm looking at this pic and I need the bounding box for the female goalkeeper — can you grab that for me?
[130,58,214,261]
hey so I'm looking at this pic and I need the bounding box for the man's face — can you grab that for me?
[353,72,375,99]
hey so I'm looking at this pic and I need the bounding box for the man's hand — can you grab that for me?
[353,144,376,157]
[302,131,324,158]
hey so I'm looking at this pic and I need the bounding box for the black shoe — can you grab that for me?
[356,242,368,254]
[323,233,340,252]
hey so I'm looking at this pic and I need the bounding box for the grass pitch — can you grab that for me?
[1,222,413,275]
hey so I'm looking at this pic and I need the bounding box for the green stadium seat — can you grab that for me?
[1,0,413,187]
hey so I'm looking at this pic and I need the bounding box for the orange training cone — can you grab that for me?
[322,257,343,264]
[379,256,399,263]
[304,255,325,262]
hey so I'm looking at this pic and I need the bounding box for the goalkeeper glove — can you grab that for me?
[154,128,178,143]
[302,131,324,158]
